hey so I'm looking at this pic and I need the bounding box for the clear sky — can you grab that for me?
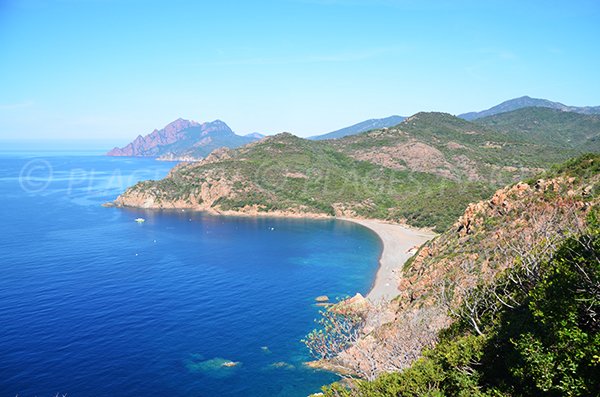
[1,0,599,144]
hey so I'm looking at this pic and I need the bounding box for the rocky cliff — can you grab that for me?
[107,118,201,156]
[107,118,259,159]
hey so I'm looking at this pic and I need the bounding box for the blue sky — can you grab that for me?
[1,0,599,144]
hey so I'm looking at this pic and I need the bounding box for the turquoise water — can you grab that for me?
[0,154,381,396]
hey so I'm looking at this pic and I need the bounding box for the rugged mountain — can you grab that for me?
[112,112,600,232]
[107,118,200,156]
[107,119,259,159]
[314,155,599,394]
[113,133,492,231]
[309,115,405,140]
[459,95,600,120]
[329,112,585,184]
[474,107,600,151]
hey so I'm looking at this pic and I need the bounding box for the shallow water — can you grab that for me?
[0,154,381,396]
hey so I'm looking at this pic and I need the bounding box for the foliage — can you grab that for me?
[121,113,600,232]
[476,107,600,152]
[321,215,600,396]
[128,132,493,231]
[302,305,365,360]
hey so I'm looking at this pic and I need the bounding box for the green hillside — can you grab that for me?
[331,112,584,184]
[475,106,600,151]
[115,112,600,232]
[117,133,492,231]
[315,154,600,396]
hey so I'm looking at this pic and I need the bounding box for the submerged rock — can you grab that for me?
[184,356,242,378]
[268,361,295,370]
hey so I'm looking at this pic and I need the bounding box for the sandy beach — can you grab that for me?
[341,218,435,302]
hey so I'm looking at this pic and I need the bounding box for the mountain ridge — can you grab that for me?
[111,111,600,231]
[107,118,260,159]
[459,95,600,120]
[474,106,600,151]
[309,115,406,140]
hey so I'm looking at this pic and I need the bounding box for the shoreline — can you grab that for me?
[339,218,435,302]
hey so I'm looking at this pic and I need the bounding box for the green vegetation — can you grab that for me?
[321,214,599,396]
[127,133,492,231]
[311,155,600,396]
[120,113,600,232]
[332,111,589,183]
[476,107,600,152]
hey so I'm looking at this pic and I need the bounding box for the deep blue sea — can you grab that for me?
[0,153,381,397]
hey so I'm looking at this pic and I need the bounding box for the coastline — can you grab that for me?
[112,199,435,302]
[339,218,435,302]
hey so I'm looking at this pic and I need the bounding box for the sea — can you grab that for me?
[0,151,382,397]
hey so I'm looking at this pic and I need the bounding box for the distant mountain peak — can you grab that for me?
[106,118,259,158]
[244,132,266,139]
[309,115,406,140]
[459,96,600,120]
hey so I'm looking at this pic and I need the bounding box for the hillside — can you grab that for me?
[113,133,491,231]
[310,154,599,395]
[459,95,600,120]
[113,112,600,232]
[107,118,259,159]
[330,112,583,184]
[475,107,600,151]
[309,115,406,140]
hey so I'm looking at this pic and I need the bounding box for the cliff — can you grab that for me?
[107,118,200,156]
[107,118,259,159]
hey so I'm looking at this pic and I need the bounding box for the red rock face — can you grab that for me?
[107,118,226,157]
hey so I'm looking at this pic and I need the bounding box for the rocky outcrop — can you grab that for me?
[114,173,235,210]
[107,118,201,156]
[348,140,460,180]
[398,175,596,311]
[107,119,259,159]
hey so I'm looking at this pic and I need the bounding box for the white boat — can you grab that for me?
[134,218,145,223]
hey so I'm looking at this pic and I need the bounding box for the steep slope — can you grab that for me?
[309,115,405,140]
[312,155,599,387]
[107,119,259,159]
[113,133,492,231]
[330,112,584,184]
[397,154,598,314]
[475,107,600,151]
[459,95,600,120]
[107,118,200,156]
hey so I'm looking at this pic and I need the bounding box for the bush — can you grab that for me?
[322,218,600,396]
